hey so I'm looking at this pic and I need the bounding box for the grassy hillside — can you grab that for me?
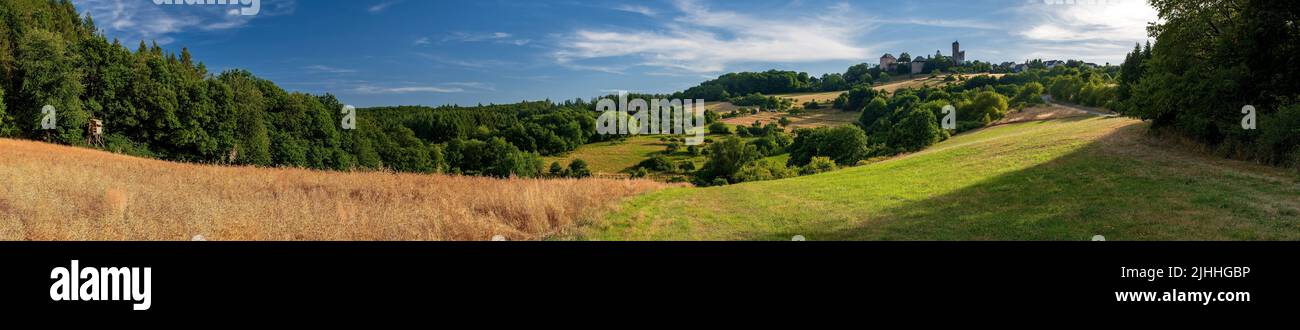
[575,116,1300,241]
[0,139,670,241]
[541,135,712,176]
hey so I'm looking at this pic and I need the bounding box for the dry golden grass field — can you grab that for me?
[0,139,670,241]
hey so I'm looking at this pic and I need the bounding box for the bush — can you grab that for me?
[567,159,592,178]
[631,167,650,178]
[549,161,564,176]
[638,155,675,172]
[105,134,157,158]
[678,161,697,172]
[708,122,731,135]
[735,159,796,183]
[665,142,681,154]
[800,156,838,175]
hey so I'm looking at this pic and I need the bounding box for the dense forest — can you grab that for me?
[1115,0,1300,168]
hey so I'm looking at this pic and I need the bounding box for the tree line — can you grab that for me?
[1115,0,1299,168]
[0,0,610,178]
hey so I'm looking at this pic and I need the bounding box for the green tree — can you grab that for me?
[699,136,761,184]
[962,91,1009,124]
[0,86,8,136]
[549,161,564,176]
[1014,82,1046,105]
[16,29,85,144]
[889,107,943,152]
[568,159,592,178]
[858,97,889,129]
[787,126,869,167]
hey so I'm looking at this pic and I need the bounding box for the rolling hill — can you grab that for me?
[574,116,1300,241]
[4,106,1295,241]
[0,139,669,241]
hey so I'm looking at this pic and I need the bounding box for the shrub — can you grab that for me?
[735,159,796,183]
[567,159,592,178]
[631,167,650,178]
[800,156,838,175]
[549,161,564,176]
[708,122,731,135]
[665,142,680,154]
[638,155,675,172]
[678,161,697,172]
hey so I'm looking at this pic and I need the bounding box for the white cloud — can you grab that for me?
[1018,0,1157,42]
[369,1,402,14]
[73,0,293,45]
[554,0,872,73]
[875,18,999,30]
[416,53,516,69]
[435,31,530,46]
[353,85,463,94]
[614,4,657,17]
[414,37,430,45]
[1004,0,1158,64]
[352,82,493,94]
[305,65,357,74]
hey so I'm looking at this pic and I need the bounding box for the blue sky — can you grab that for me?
[72,0,1158,107]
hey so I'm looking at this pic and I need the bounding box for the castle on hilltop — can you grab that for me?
[879,40,967,74]
[952,40,966,64]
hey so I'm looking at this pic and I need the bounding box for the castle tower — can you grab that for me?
[952,40,966,64]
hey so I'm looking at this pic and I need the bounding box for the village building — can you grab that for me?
[879,40,967,73]
[880,53,897,72]
[911,56,927,74]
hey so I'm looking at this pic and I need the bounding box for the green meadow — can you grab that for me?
[574,117,1300,241]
